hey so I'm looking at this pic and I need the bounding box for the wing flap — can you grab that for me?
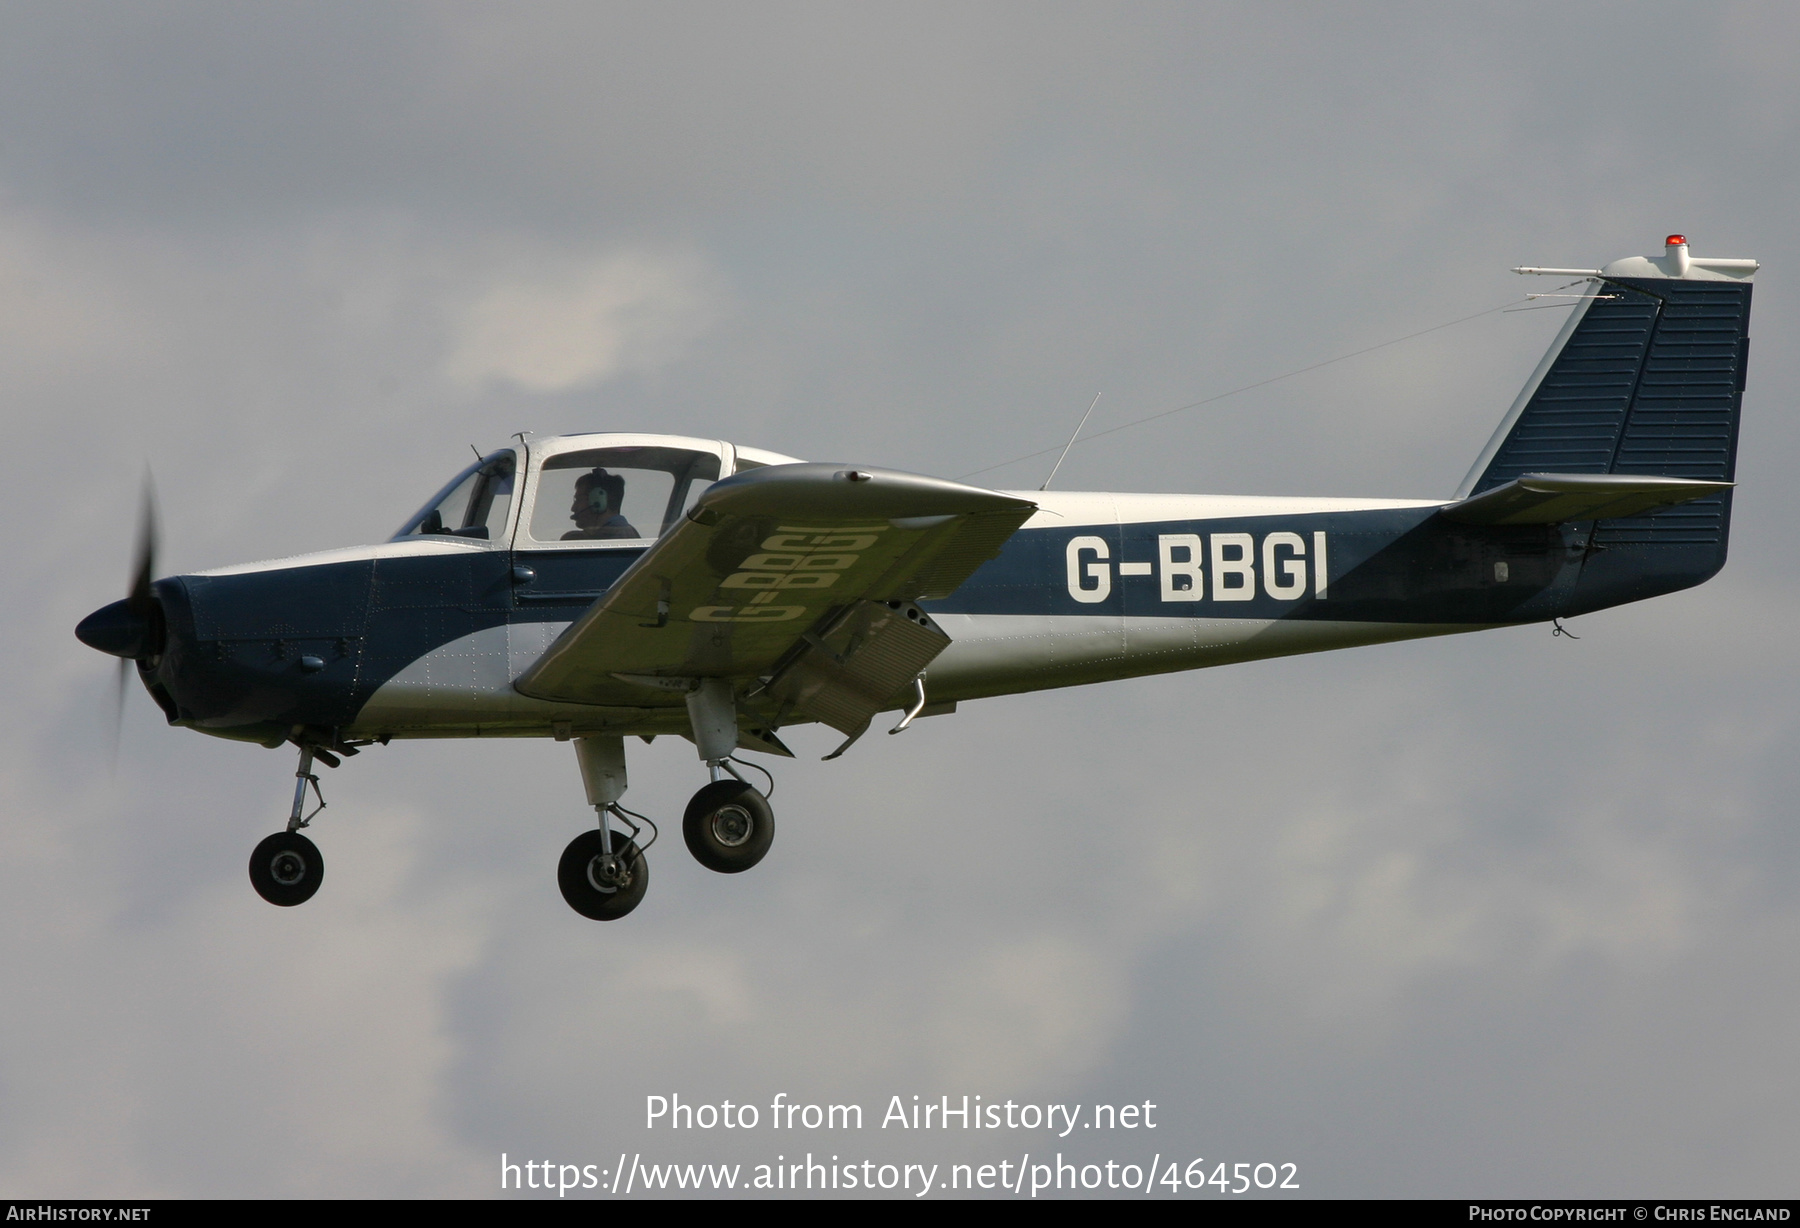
[514,464,1034,708]
[763,600,950,736]
[1440,473,1733,525]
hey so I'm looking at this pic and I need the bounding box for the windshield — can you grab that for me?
[527,446,720,544]
[394,451,517,541]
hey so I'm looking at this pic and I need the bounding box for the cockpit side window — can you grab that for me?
[526,446,722,544]
[394,451,517,541]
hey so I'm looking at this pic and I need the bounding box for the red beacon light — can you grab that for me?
[1664,234,1691,276]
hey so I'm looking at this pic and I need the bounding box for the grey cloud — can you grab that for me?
[4,1,1798,1198]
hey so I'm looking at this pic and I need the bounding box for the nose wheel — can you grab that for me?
[683,779,775,873]
[250,742,335,907]
[249,830,324,906]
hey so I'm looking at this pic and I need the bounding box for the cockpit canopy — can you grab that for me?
[393,434,803,546]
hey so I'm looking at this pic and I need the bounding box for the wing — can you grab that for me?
[514,464,1036,735]
[1440,473,1733,525]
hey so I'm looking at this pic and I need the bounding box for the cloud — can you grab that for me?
[925,938,1129,1088]
[445,247,725,393]
[9,2,1800,1199]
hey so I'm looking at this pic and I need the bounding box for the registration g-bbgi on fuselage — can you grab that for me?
[76,236,1756,919]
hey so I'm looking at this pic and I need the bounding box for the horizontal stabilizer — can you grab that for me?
[1441,473,1733,526]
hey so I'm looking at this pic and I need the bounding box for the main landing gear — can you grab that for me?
[679,678,775,876]
[249,743,331,907]
[683,778,774,873]
[556,680,776,921]
[557,826,649,920]
[559,735,654,921]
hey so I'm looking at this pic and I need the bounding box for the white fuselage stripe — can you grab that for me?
[351,612,1481,735]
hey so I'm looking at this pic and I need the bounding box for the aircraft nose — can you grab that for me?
[76,598,150,658]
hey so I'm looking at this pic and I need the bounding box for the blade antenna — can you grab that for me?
[1041,392,1101,491]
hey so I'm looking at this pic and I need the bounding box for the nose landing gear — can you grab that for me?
[249,742,332,907]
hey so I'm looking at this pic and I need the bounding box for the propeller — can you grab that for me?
[119,477,159,742]
[74,474,162,760]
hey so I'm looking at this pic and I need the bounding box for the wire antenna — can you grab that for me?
[960,295,1531,482]
[1040,392,1101,491]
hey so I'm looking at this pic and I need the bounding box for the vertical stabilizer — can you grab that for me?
[1462,236,1755,611]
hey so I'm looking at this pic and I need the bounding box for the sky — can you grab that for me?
[4,1,1798,1199]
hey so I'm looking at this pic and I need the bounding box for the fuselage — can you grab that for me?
[124,455,1722,749]
[86,252,1754,754]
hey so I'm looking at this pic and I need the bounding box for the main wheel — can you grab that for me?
[249,831,324,907]
[683,780,774,873]
[557,828,649,920]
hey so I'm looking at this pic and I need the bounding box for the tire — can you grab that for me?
[682,780,774,874]
[249,831,324,907]
[557,828,649,920]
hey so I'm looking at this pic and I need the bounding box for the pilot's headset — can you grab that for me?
[584,468,626,515]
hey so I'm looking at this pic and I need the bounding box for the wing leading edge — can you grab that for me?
[514,464,1037,736]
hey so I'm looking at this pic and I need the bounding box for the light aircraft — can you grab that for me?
[76,236,1755,920]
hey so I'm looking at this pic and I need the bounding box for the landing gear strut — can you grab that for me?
[249,743,327,907]
[559,735,654,921]
[554,683,780,916]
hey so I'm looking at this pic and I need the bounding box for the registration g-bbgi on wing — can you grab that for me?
[76,236,1756,919]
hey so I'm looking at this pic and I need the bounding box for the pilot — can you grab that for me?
[563,468,640,540]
